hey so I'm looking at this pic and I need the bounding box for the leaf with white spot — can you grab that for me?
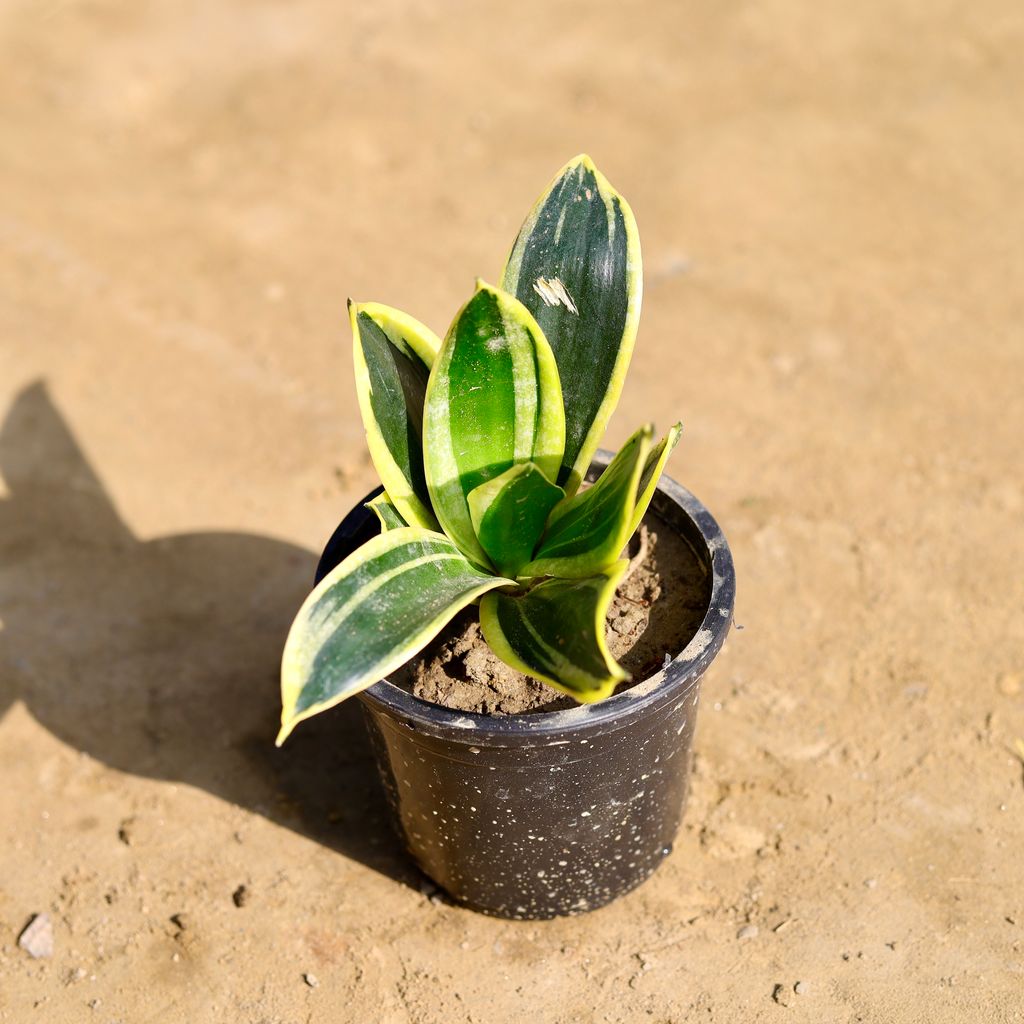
[502,154,642,496]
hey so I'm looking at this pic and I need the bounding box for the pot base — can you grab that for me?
[362,691,701,920]
[443,840,677,921]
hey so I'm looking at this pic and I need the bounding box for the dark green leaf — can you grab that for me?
[424,281,564,567]
[629,422,681,535]
[278,527,514,744]
[479,562,629,701]
[351,302,441,529]
[467,462,564,578]
[521,424,652,578]
[501,155,642,496]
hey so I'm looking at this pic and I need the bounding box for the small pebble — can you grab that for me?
[864,878,878,889]
[772,983,792,1007]
[232,885,249,908]
[88,999,101,1011]
[794,981,808,995]
[18,913,53,959]
[303,972,319,988]
[998,672,1021,696]
[737,924,759,941]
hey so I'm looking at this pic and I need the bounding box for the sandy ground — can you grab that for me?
[2,1,1023,1021]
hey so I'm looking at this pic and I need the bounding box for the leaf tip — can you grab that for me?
[566,152,596,172]
[275,718,295,747]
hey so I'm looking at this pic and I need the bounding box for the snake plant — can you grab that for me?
[277,156,680,744]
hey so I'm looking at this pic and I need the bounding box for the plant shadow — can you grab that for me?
[0,381,417,888]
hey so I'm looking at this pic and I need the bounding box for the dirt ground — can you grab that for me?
[2,1,1022,1021]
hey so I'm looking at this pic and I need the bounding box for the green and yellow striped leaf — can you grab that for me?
[521,424,652,579]
[351,301,442,531]
[365,490,407,532]
[423,281,565,568]
[501,154,642,497]
[467,462,565,578]
[278,527,514,744]
[628,422,682,536]
[479,561,630,702]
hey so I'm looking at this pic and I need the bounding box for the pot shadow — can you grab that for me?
[0,382,416,888]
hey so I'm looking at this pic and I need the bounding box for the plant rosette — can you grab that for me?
[278,157,736,918]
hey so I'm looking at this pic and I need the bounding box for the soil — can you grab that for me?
[395,522,710,714]
[2,3,1023,1022]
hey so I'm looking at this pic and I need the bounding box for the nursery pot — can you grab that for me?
[315,452,735,919]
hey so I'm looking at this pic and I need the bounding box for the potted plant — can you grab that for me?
[277,156,735,919]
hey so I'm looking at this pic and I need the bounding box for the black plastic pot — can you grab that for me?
[314,452,735,919]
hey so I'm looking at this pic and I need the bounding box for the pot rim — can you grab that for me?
[321,450,735,742]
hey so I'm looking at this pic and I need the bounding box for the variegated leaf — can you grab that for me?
[351,301,441,530]
[521,424,652,579]
[501,154,642,496]
[479,561,629,701]
[467,462,564,578]
[628,422,681,536]
[423,281,564,568]
[278,528,514,744]
[365,490,407,532]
